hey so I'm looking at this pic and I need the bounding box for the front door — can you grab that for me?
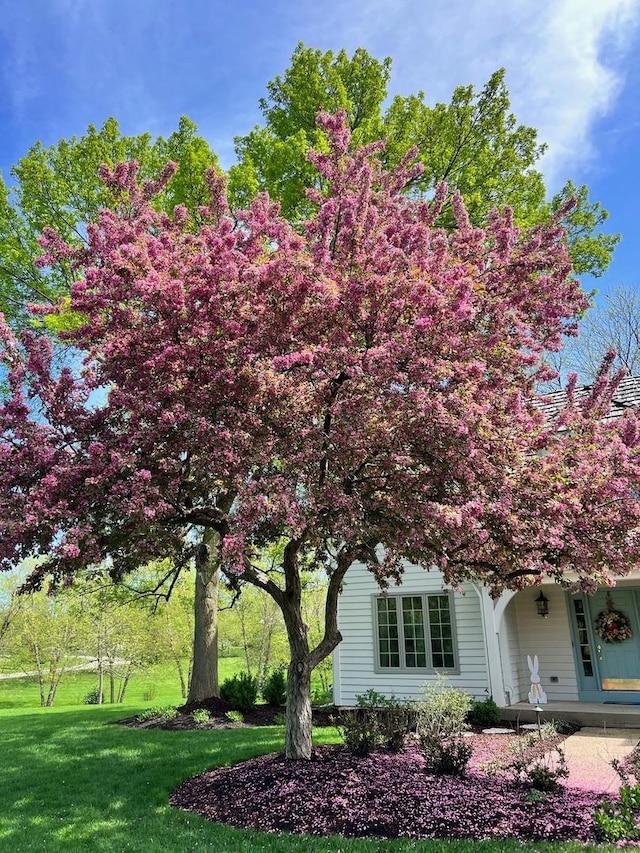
[569,588,640,703]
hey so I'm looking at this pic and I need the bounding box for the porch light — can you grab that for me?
[535,591,549,618]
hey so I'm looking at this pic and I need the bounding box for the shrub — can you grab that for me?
[507,743,569,791]
[192,708,211,725]
[594,761,640,842]
[262,667,287,706]
[467,696,500,728]
[420,734,473,776]
[82,688,101,705]
[416,677,473,776]
[220,671,259,712]
[378,698,415,752]
[417,677,472,741]
[142,685,157,702]
[336,690,414,756]
[311,685,333,706]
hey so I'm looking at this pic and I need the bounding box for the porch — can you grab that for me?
[500,700,640,729]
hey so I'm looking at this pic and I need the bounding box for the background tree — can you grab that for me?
[230,44,617,276]
[563,285,640,381]
[0,116,218,330]
[3,588,82,707]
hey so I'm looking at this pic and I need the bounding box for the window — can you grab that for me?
[374,593,457,671]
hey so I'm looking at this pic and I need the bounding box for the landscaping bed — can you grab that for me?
[170,741,607,843]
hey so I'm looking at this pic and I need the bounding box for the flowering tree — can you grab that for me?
[1,114,639,759]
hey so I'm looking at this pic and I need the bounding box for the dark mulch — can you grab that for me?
[170,742,608,843]
[119,697,336,730]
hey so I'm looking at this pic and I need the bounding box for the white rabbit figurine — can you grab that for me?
[527,654,547,705]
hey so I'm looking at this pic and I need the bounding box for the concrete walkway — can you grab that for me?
[561,727,640,793]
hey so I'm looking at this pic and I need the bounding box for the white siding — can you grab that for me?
[506,587,579,702]
[334,562,489,705]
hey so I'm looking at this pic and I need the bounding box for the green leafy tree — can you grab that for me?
[4,588,82,707]
[230,44,617,275]
[0,116,219,330]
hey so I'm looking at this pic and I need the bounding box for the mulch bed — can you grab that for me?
[118,703,638,842]
[169,741,609,843]
[118,697,335,729]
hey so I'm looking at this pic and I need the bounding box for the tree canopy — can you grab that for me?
[1,114,639,757]
[230,44,618,276]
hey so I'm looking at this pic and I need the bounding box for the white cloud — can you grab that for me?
[320,0,640,187]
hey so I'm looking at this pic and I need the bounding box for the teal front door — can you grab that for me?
[570,588,640,702]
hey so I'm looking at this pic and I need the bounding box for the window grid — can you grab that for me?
[402,596,427,667]
[573,599,594,677]
[375,593,456,671]
[377,597,400,668]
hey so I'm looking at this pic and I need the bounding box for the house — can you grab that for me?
[333,376,640,715]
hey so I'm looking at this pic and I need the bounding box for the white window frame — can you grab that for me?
[372,591,459,674]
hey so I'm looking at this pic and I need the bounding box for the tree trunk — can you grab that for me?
[285,656,313,759]
[187,528,220,703]
[118,665,132,703]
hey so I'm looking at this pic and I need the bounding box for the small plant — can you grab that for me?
[273,712,286,726]
[220,671,259,713]
[192,708,211,725]
[507,742,569,791]
[420,733,473,776]
[262,667,287,706]
[156,705,178,723]
[82,688,101,705]
[594,761,640,842]
[225,709,244,723]
[142,685,157,702]
[467,696,500,728]
[137,705,178,723]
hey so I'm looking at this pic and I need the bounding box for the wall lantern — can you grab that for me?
[535,591,549,618]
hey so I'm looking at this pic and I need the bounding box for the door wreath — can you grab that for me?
[594,592,633,644]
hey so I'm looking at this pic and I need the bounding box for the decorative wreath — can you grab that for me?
[595,592,633,644]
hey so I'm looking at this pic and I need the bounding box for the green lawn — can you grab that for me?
[0,669,620,852]
[0,657,243,711]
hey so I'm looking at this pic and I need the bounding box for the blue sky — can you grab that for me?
[0,0,638,307]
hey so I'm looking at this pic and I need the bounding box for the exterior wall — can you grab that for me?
[333,562,489,705]
[502,587,579,702]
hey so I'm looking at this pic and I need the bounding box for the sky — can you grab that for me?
[0,0,638,308]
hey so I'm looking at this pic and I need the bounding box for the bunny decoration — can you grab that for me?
[527,654,547,705]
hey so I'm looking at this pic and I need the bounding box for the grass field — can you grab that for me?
[0,666,619,852]
[0,657,242,711]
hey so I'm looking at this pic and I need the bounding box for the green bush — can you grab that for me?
[507,742,569,791]
[420,734,473,776]
[417,677,472,741]
[262,667,287,706]
[82,688,101,705]
[594,761,640,842]
[220,671,259,712]
[467,696,500,728]
[336,690,413,756]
